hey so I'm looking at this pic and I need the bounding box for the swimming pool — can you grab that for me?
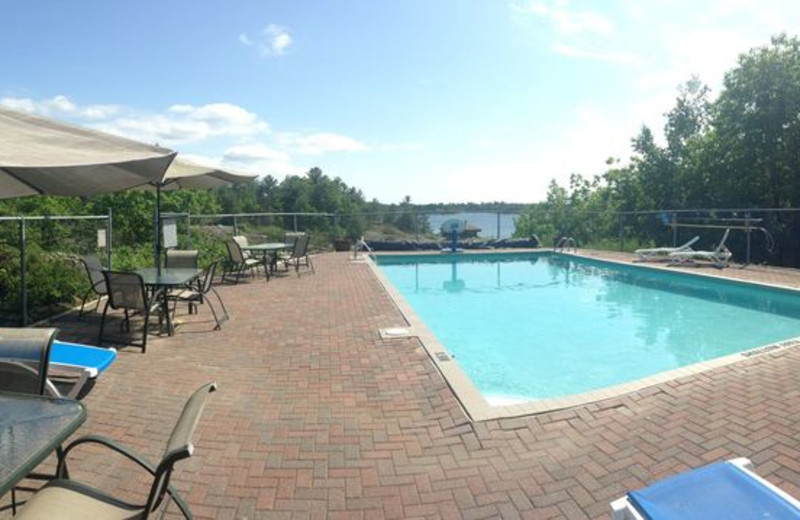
[373,252,800,415]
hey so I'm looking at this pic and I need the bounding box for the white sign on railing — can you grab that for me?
[162,218,178,249]
[97,229,107,248]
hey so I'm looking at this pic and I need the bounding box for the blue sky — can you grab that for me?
[2,1,799,203]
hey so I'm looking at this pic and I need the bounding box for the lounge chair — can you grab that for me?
[669,229,732,268]
[49,340,117,399]
[14,382,217,520]
[0,327,58,396]
[634,236,699,262]
[611,457,800,519]
[0,328,114,399]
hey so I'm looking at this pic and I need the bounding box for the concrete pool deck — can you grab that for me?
[4,250,800,518]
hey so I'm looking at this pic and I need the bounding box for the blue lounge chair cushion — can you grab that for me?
[50,341,117,375]
[628,461,800,519]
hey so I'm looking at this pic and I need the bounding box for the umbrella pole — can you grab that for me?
[155,183,162,274]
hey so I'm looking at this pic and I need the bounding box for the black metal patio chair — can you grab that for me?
[99,271,164,353]
[14,382,218,519]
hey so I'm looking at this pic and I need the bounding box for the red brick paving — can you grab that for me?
[5,251,800,518]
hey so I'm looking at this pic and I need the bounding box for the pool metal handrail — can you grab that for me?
[554,236,578,253]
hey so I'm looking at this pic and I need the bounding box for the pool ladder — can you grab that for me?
[352,236,373,260]
[554,236,578,253]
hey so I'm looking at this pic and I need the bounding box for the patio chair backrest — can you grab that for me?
[146,382,217,515]
[226,239,245,264]
[165,249,199,269]
[80,255,107,296]
[103,271,148,312]
[292,233,310,257]
[0,327,57,395]
[284,231,304,248]
[199,262,218,294]
[233,235,249,248]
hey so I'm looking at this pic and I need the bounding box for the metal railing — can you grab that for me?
[7,205,800,326]
[0,212,112,325]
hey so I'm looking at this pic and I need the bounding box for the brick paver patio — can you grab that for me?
[5,251,800,519]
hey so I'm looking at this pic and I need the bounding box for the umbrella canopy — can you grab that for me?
[152,158,256,268]
[162,158,257,190]
[0,106,176,198]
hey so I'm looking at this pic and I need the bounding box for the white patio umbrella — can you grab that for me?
[0,107,256,269]
[153,158,256,267]
[0,106,177,197]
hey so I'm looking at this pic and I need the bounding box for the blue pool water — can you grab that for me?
[375,253,800,402]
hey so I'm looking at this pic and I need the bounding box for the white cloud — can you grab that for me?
[239,23,293,57]
[0,97,36,113]
[87,102,269,145]
[374,141,425,152]
[221,144,302,178]
[552,43,639,64]
[278,132,368,155]
[224,143,290,163]
[0,95,120,119]
[516,1,614,36]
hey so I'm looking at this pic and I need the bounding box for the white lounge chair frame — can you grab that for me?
[668,228,732,268]
[634,236,699,261]
[610,457,800,519]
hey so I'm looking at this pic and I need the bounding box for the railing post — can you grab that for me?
[745,211,752,265]
[107,207,113,269]
[186,212,192,248]
[233,215,239,236]
[293,214,298,232]
[672,211,678,247]
[19,217,28,326]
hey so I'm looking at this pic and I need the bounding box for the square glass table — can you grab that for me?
[0,392,86,496]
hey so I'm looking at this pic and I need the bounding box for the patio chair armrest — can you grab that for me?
[57,434,193,518]
[58,434,157,477]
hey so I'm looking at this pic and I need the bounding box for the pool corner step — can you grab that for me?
[379,327,413,340]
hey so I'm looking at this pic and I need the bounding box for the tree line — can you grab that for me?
[514,34,800,266]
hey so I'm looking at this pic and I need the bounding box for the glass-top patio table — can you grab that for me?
[242,243,290,273]
[135,268,202,336]
[0,392,86,496]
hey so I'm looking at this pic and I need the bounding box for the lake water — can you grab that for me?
[426,212,519,239]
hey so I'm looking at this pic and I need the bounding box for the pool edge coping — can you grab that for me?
[365,249,800,421]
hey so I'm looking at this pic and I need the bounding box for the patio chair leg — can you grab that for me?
[211,287,229,322]
[78,288,92,318]
[141,313,149,353]
[98,300,111,343]
[206,299,222,330]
